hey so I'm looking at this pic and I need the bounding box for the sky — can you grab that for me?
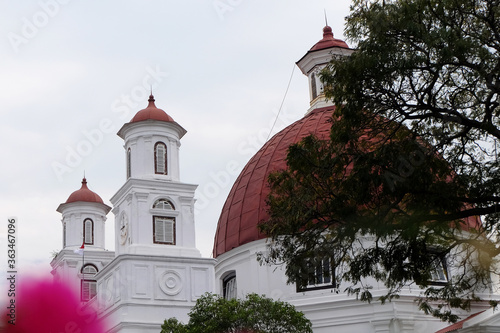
[0,0,353,296]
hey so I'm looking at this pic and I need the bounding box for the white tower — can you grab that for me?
[96,95,215,333]
[296,25,354,112]
[51,178,114,302]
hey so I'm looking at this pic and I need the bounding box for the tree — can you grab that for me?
[160,293,312,333]
[259,0,500,322]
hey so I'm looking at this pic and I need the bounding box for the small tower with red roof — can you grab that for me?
[56,177,111,250]
[296,25,354,112]
[51,177,114,302]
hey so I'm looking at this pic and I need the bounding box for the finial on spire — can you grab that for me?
[324,9,328,26]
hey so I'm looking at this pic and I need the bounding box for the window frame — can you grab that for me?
[63,222,66,248]
[127,147,131,178]
[153,199,175,210]
[296,257,336,292]
[154,141,168,175]
[81,279,97,302]
[428,254,449,286]
[80,264,98,302]
[311,72,318,100]
[222,271,237,300]
[153,216,176,245]
[83,218,94,245]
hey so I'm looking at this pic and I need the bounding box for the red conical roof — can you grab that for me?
[130,94,175,123]
[66,178,104,204]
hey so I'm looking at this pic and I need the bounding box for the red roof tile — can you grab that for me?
[213,107,335,257]
[435,311,485,333]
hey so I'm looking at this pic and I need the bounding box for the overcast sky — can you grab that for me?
[0,0,352,295]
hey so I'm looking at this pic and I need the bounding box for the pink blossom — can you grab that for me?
[2,277,108,333]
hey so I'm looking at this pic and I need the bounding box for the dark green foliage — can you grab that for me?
[160,293,312,333]
[259,0,500,322]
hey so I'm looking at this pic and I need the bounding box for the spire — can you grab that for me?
[324,9,328,26]
[81,177,88,190]
[148,94,156,108]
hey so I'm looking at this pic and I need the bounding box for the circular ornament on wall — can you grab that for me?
[159,270,183,295]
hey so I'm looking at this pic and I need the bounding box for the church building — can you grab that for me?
[50,25,500,333]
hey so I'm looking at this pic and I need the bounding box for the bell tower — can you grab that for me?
[96,95,215,333]
[51,178,114,302]
[296,25,354,112]
[111,94,199,257]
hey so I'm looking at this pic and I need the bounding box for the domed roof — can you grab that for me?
[309,25,349,51]
[213,106,335,257]
[130,94,175,123]
[66,178,104,204]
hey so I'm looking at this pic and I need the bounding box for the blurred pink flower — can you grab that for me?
[2,277,108,333]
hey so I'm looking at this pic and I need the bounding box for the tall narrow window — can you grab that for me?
[127,148,131,178]
[153,216,175,244]
[81,264,98,302]
[83,218,94,245]
[155,142,167,175]
[311,73,318,100]
[63,222,66,248]
[222,271,237,300]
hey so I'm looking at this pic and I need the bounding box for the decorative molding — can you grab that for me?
[159,270,183,296]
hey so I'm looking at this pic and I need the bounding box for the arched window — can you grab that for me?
[154,142,168,175]
[83,218,93,245]
[127,148,131,178]
[222,271,237,300]
[81,264,98,302]
[153,199,175,210]
[311,73,318,100]
[81,264,98,275]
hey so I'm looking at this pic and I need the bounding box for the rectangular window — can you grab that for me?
[297,257,335,292]
[81,280,97,301]
[153,216,175,244]
[429,256,448,285]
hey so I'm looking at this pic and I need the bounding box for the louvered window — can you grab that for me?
[81,264,98,302]
[83,219,93,245]
[153,216,175,244]
[81,280,97,301]
[154,142,167,175]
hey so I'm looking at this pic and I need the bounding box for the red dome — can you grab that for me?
[309,25,349,51]
[131,95,175,123]
[213,106,335,257]
[66,178,104,204]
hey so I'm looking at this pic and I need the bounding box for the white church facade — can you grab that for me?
[50,25,500,333]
